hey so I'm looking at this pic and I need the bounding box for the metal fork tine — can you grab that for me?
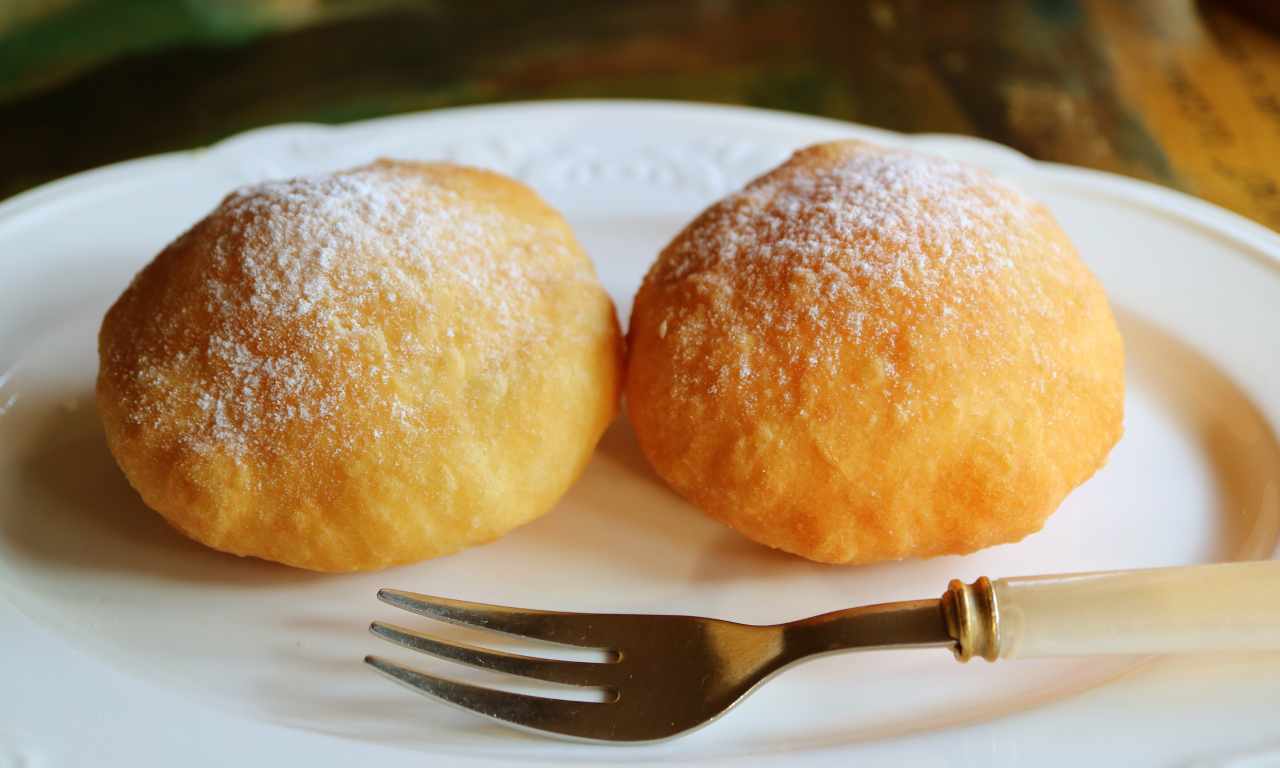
[369,621,611,686]
[364,655,609,738]
[377,588,608,648]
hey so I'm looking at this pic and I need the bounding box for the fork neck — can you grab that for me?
[780,599,955,660]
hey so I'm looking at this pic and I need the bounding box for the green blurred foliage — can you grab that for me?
[0,0,414,101]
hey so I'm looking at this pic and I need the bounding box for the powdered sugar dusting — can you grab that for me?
[646,143,1058,417]
[114,161,574,459]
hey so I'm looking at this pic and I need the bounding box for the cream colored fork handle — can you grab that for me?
[993,560,1280,659]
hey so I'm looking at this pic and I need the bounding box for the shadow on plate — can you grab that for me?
[1,390,323,585]
[1116,309,1280,561]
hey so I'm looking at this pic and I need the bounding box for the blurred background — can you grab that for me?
[1,0,1278,229]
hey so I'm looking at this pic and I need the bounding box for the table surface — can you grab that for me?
[2,0,1279,231]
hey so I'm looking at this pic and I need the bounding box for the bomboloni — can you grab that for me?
[626,141,1124,564]
[98,160,623,571]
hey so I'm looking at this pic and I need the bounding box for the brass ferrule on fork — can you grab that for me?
[941,577,1001,662]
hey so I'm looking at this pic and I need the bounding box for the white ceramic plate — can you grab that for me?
[2,101,1279,767]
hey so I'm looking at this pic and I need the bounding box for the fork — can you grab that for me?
[365,560,1280,743]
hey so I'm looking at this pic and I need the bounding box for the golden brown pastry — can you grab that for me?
[626,140,1123,564]
[98,160,622,571]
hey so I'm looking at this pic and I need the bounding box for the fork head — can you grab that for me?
[364,588,791,743]
[365,587,951,743]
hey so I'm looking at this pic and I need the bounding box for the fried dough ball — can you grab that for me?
[626,141,1123,564]
[98,160,622,571]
